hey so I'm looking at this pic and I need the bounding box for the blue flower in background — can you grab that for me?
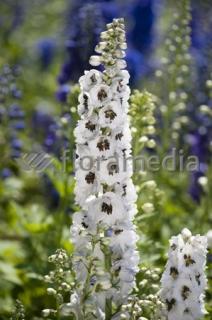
[129,0,155,53]
[56,84,70,103]
[32,109,59,154]
[1,167,12,179]
[31,107,72,156]
[37,38,56,70]
[126,47,147,86]
[57,1,104,92]
[57,0,156,102]
[188,129,210,202]
[191,1,212,105]
[0,66,25,161]
[0,0,25,38]
[42,174,60,210]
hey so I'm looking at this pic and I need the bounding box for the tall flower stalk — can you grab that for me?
[70,18,138,319]
[155,0,192,153]
[160,228,208,320]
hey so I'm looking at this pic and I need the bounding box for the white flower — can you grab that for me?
[75,167,100,207]
[89,55,102,66]
[78,92,93,117]
[109,224,138,254]
[88,135,115,159]
[99,100,126,129]
[206,230,212,249]
[98,157,132,186]
[160,229,207,320]
[111,71,130,100]
[74,115,99,144]
[90,84,112,107]
[113,179,137,209]
[111,125,132,156]
[79,69,102,91]
[142,202,154,213]
[86,192,127,226]
[71,18,138,318]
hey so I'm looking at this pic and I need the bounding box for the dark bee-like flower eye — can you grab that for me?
[85,172,95,184]
[98,89,107,101]
[101,202,113,215]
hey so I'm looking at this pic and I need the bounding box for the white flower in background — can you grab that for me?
[70,18,138,318]
[206,230,212,249]
[160,228,208,320]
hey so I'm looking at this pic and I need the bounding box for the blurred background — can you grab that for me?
[0,0,211,319]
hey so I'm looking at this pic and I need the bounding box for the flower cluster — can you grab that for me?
[42,249,75,318]
[155,0,191,150]
[0,65,25,178]
[160,228,208,320]
[70,18,139,318]
[10,300,25,320]
[188,79,212,202]
[117,266,165,320]
[129,90,164,238]
[130,90,157,152]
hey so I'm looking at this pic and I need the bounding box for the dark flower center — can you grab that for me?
[170,267,179,279]
[166,298,176,311]
[85,172,95,184]
[82,221,88,229]
[85,121,96,132]
[108,164,118,175]
[115,132,123,140]
[105,109,117,120]
[184,254,195,267]
[122,185,127,196]
[97,139,110,151]
[102,202,112,215]
[171,243,177,250]
[90,74,97,83]
[98,89,107,101]
[83,94,89,109]
[114,229,123,235]
[181,285,191,300]
[195,273,201,285]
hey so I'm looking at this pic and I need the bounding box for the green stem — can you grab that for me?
[104,243,112,320]
[105,298,112,320]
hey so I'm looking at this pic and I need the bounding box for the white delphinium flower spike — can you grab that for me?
[70,18,139,319]
[160,228,208,320]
